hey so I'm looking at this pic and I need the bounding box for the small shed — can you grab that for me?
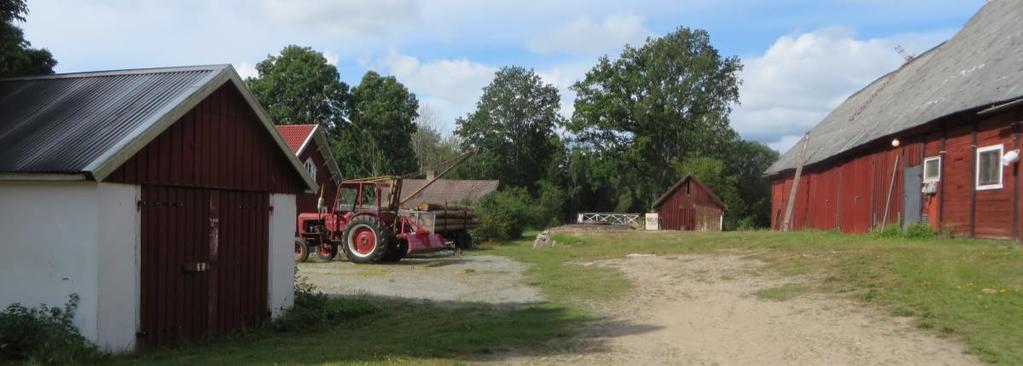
[0,65,316,351]
[651,175,726,231]
[276,124,343,214]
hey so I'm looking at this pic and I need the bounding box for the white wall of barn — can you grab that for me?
[95,183,140,352]
[0,181,103,347]
[269,193,296,317]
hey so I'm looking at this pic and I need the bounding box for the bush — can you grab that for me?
[271,274,378,332]
[472,188,543,241]
[0,294,107,365]
[872,223,937,240]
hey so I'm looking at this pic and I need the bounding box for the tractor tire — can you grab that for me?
[294,238,310,263]
[381,239,409,262]
[341,215,394,264]
[315,242,338,262]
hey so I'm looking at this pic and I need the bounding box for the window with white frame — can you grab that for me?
[304,157,317,181]
[923,156,941,183]
[976,144,1003,190]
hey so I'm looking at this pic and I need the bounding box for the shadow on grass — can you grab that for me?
[115,296,660,366]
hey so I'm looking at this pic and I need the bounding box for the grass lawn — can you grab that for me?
[112,230,1023,365]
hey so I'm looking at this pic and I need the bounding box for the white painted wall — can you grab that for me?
[95,183,140,352]
[268,194,296,317]
[0,182,101,345]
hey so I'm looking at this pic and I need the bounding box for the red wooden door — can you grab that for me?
[140,186,212,346]
[140,187,270,346]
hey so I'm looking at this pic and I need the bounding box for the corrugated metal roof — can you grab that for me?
[0,65,224,174]
[766,0,1023,175]
[0,65,318,192]
[399,179,499,209]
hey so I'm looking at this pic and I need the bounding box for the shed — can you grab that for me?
[0,65,316,351]
[766,0,1023,239]
[276,124,343,214]
[398,177,499,210]
[651,175,726,231]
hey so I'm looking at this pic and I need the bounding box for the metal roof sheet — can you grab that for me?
[766,0,1023,175]
[399,179,499,209]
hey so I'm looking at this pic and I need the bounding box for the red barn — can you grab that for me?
[0,65,316,351]
[276,124,342,215]
[766,1,1023,240]
[652,175,726,231]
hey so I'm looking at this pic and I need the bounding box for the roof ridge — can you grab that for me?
[0,64,232,82]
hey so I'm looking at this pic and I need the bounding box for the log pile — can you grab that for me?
[415,203,481,232]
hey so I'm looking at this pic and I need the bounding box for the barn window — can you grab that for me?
[304,157,317,180]
[976,144,1003,190]
[923,156,941,183]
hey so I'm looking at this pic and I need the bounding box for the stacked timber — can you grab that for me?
[416,203,481,232]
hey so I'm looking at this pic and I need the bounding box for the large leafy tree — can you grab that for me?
[246,45,349,137]
[338,71,420,177]
[569,27,742,210]
[1,0,56,77]
[456,66,563,192]
[726,140,779,228]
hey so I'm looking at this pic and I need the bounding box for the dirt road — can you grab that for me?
[499,254,981,365]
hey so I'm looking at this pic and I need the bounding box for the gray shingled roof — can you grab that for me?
[0,65,316,190]
[399,179,499,209]
[766,0,1023,176]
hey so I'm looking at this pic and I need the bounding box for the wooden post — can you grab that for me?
[881,152,901,229]
[782,133,810,231]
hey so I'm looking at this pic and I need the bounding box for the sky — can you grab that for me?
[20,0,985,153]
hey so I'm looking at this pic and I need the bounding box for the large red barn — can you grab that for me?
[766,1,1023,240]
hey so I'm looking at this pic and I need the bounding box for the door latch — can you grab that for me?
[183,262,210,273]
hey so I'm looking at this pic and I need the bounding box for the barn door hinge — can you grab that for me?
[136,200,146,211]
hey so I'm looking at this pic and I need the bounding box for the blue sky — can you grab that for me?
[20,0,985,152]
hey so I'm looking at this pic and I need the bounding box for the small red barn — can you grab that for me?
[276,124,343,214]
[0,65,316,351]
[652,175,726,231]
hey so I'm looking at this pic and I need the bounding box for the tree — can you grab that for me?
[726,140,779,228]
[1,0,56,77]
[569,27,742,210]
[337,71,420,177]
[411,105,460,172]
[246,45,349,137]
[456,66,563,192]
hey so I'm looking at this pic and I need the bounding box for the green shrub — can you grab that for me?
[0,294,107,365]
[904,222,936,239]
[472,188,543,241]
[271,275,378,332]
[874,224,903,239]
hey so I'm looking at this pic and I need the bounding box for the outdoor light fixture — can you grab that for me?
[891,138,901,147]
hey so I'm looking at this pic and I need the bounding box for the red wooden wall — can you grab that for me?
[771,106,1023,240]
[108,84,307,194]
[656,177,725,231]
[295,137,339,214]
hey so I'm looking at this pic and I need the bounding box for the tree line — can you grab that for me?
[0,0,778,232]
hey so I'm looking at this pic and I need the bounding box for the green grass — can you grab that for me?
[485,230,1023,364]
[111,230,1023,365]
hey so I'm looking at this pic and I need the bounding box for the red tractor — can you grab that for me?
[293,151,476,264]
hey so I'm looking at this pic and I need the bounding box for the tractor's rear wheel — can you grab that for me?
[294,238,310,263]
[341,215,394,264]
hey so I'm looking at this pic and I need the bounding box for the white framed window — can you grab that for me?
[304,157,318,180]
[976,144,1003,190]
[923,156,941,183]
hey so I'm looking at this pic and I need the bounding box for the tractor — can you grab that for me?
[293,150,476,264]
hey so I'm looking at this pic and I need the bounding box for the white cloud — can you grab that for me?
[528,15,651,55]
[234,62,258,79]
[730,27,951,152]
[377,52,497,134]
[259,0,418,37]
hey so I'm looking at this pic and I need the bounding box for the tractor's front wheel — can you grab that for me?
[341,215,394,264]
[294,238,310,263]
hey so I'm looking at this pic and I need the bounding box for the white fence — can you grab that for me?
[576,212,642,226]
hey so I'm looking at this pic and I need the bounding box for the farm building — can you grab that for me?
[276,124,343,214]
[651,174,726,231]
[0,65,316,351]
[398,175,499,209]
[766,0,1023,239]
